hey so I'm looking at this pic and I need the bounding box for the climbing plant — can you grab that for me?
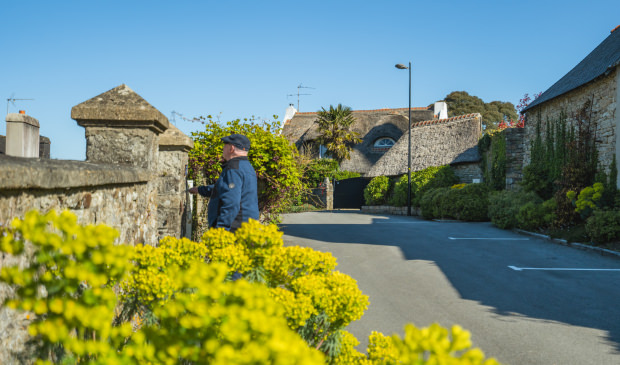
[189,117,305,224]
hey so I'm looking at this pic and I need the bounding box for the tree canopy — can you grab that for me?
[442,91,518,130]
[315,104,362,162]
[189,117,305,223]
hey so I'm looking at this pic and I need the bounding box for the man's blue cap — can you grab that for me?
[221,134,251,151]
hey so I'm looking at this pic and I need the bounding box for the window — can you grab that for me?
[373,137,395,152]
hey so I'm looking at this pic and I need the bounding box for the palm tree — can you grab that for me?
[315,104,362,162]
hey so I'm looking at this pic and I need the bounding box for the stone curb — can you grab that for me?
[513,228,620,260]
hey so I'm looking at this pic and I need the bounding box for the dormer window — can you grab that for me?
[373,137,395,152]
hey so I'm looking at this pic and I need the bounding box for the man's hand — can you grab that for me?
[188,187,199,195]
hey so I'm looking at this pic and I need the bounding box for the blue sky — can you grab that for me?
[1,0,618,160]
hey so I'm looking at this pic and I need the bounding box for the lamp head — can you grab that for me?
[395,63,408,70]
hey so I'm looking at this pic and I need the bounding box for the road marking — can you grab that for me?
[509,266,620,272]
[448,237,530,240]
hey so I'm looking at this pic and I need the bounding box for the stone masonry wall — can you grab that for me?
[0,156,158,364]
[524,69,618,173]
[504,128,526,190]
[0,85,192,364]
[452,163,482,184]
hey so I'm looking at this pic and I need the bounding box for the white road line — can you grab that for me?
[509,266,620,272]
[448,237,530,240]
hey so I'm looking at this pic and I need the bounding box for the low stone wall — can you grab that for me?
[361,205,418,216]
[0,85,192,365]
[0,155,157,243]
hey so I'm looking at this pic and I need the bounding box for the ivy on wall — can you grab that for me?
[478,131,506,191]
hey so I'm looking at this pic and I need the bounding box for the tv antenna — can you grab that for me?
[287,83,314,112]
[6,94,34,115]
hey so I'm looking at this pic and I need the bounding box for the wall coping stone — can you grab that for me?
[159,123,194,151]
[0,155,150,190]
[71,84,169,134]
[6,113,39,128]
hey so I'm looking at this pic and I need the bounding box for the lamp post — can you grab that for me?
[395,62,412,216]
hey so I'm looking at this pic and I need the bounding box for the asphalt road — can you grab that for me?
[279,211,620,365]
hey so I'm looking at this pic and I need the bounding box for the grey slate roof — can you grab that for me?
[523,27,620,112]
[366,114,482,177]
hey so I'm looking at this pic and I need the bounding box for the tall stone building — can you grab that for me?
[281,102,482,180]
[522,25,620,185]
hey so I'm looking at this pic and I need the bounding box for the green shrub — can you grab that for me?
[364,176,391,205]
[420,184,489,221]
[333,169,361,181]
[452,183,489,221]
[420,188,456,219]
[585,210,620,243]
[517,201,549,231]
[488,190,542,229]
[303,159,360,188]
[411,166,459,206]
[304,159,340,187]
[389,175,413,207]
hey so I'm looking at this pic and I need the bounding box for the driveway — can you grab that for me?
[280,211,620,365]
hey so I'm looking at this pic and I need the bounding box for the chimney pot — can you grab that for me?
[19,110,25,114]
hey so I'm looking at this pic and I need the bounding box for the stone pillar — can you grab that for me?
[39,136,50,158]
[325,177,333,210]
[157,124,193,239]
[71,84,169,245]
[504,128,526,190]
[6,111,40,158]
[71,84,169,170]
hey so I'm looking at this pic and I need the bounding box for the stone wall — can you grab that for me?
[524,69,619,179]
[504,128,526,190]
[0,85,192,364]
[452,162,482,184]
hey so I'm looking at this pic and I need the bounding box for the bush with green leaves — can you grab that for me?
[488,190,542,229]
[189,117,305,224]
[585,210,620,243]
[516,198,557,231]
[420,184,489,221]
[411,165,459,206]
[303,159,360,188]
[419,187,454,219]
[452,183,490,221]
[389,174,413,207]
[364,176,391,205]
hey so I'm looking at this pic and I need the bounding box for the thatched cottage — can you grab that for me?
[522,25,620,184]
[282,103,483,182]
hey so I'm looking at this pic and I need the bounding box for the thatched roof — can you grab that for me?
[281,107,435,147]
[523,26,620,112]
[366,114,482,177]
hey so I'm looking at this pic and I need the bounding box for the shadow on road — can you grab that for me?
[279,211,620,353]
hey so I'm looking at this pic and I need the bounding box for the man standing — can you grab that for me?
[189,134,259,232]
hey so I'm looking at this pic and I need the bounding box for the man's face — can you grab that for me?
[222,143,233,161]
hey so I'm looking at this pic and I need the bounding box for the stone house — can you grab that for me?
[522,25,620,185]
[282,102,482,182]
[281,102,467,176]
[366,113,482,183]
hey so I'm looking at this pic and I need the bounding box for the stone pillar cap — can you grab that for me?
[71,84,169,133]
[159,123,194,151]
[6,113,39,127]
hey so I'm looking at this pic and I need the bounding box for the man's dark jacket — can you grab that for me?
[197,156,259,231]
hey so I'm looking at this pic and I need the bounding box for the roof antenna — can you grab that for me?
[6,94,34,115]
[287,83,314,112]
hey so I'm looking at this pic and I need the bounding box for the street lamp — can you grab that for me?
[395,62,412,216]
